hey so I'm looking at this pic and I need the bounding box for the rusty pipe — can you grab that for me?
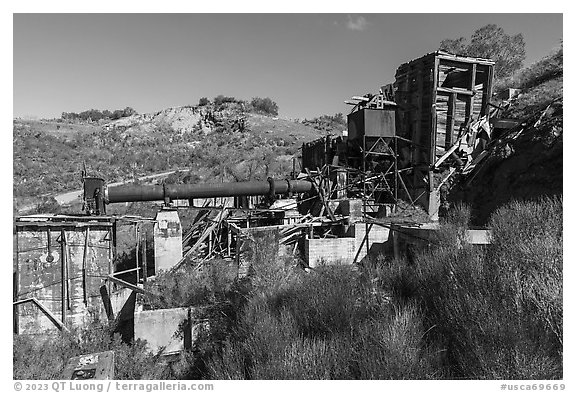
[105,178,313,204]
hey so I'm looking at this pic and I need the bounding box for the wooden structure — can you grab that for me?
[14,215,116,335]
[393,51,495,219]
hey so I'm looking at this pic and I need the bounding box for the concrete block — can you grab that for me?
[134,307,211,355]
[305,238,356,267]
[109,287,136,323]
[352,223,391,262]
[134,307,188,355]
[336,199,363,222]
[466,229,492,245]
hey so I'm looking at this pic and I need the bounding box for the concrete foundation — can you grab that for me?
[154,209,182,272]
[391,223,492,260]
[305,222,391,267]
[134,307,210,355]
[305,237,356,267]
[351,223,391,262]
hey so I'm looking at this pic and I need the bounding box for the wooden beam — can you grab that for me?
[170,207,229,271]
[60,229,67,325]
[305,168,337,221]
[82,227,90,305]
[446,93,456,150]
[105,275,154,296]
[465,63,477,124]
[437,87,474,96]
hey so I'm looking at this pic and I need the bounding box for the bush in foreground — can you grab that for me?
[13,323,162,379]
[391,199,562,379]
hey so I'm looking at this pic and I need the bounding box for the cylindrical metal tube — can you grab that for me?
[105,179,312,204]
[106,184,164,203]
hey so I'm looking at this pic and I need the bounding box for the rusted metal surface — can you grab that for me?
[14,216,115,334]
[105,178,313,203]
[62,351,114,380]
[347,108,396,140]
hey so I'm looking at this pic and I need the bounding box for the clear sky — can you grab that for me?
[13,13,562,120]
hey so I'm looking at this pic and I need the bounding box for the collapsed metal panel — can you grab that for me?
[14,217,115,334]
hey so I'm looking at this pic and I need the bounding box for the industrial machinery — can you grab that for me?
[14,50,497,338]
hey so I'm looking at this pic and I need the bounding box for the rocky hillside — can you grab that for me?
[450,46,563,224]
[13,102,340,208]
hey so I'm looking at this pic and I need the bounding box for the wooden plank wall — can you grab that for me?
[435,62,492,161]
[394,54,435,204]
[394,53,494,215]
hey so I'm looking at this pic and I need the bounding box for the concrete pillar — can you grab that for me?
[428,190,441,221]
[153,209,182,272]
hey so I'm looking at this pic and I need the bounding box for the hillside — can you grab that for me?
[450,46,563,224]
[13,102,341,210]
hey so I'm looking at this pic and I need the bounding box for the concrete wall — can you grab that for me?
[391,223,492,260]
[134,307,189,355]
[134,307,210,355]
[305,223,391,267]
[352,223,391,262]
[15,219,114,335]
[109,287,136,323]
[305,238,357,267]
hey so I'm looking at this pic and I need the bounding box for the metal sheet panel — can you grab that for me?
[347,109,396,140]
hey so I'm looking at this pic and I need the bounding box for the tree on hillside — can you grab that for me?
[250,97,279,116]
[440,24,526,78]
[122,107,137,117]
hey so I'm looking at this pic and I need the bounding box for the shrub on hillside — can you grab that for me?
[213,95,237,106]
[249,97,279,116]
[61,107,137,122]
[302,113,346,133]
[494,45,563,97]
[33,196,61,214]
[198,97,210,106]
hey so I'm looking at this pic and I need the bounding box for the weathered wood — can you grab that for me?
[305,168,337,221]
[82,227,90,305]
[170,207,229,272]
[465,63,477,124]
[142,236,147,282]
[105,275,154,296]
[437,87,474,96]
[446,93,456,149]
